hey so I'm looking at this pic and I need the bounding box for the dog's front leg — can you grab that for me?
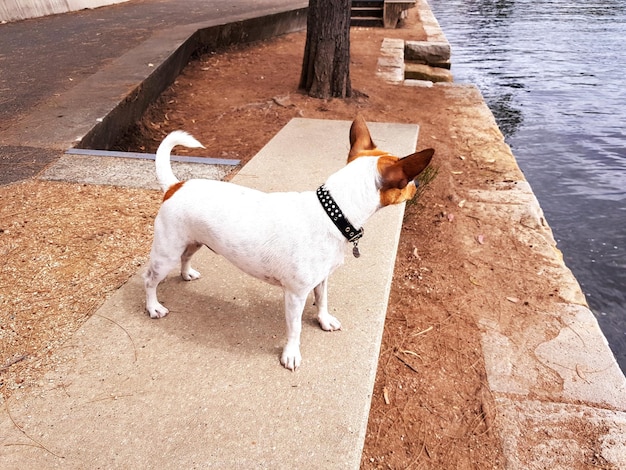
[281,290,307,371]
[314,278,342,331]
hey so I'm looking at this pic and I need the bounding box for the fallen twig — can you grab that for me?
[0,355,28,372]
[94,313,137,362]
[395,354,419,374]
[4,399,63,459]
[411,325,433,337]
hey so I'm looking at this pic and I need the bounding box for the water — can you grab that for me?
[428,0,626,370]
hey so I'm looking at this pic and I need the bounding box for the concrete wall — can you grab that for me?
[0,0,128,22]
[77,7,308,150]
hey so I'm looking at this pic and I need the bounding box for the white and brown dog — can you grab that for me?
[144,116,433,370]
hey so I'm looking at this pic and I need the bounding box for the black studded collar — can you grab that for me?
[316,185,364,258]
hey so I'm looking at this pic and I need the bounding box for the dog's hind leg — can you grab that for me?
[181,243,202,281]
[144,253,179,319]
[314,278,342,331]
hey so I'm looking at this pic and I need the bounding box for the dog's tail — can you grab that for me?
[155,131,205,192]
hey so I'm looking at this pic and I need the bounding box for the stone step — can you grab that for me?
[351,6,384,17]
[405,61,453,82]
[351,0,384,26]
[351,17,384,27]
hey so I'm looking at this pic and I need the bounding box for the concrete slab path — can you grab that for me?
[0,118,419,468]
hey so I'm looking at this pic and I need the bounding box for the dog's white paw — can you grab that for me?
[317,311,342,331]
[147,302,169,319]
[182,268,201,281]
[280,344,302,371]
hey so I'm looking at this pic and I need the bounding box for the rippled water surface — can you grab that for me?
[429,0,626,370]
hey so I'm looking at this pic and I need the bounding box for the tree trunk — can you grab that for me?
[299,0,352,99]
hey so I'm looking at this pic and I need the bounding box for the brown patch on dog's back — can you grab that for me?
[163,181,185,202]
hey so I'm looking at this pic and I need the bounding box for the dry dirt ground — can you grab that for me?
[0,14,605,469]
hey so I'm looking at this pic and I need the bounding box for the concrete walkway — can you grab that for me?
[0,118,419,468]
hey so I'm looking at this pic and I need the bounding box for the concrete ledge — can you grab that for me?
[497,398,626,468]
[406,0,451,70]
[38,153,234,188]
[0,118,420,468]
[416,0,448,43]
[450,86,626,466]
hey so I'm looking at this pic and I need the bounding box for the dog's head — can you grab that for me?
[348,115,434,206]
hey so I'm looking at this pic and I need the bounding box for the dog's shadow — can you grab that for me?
[126,274,321,362]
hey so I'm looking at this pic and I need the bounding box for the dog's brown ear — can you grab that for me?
[381,148,434,190]
[348,115,377,162]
